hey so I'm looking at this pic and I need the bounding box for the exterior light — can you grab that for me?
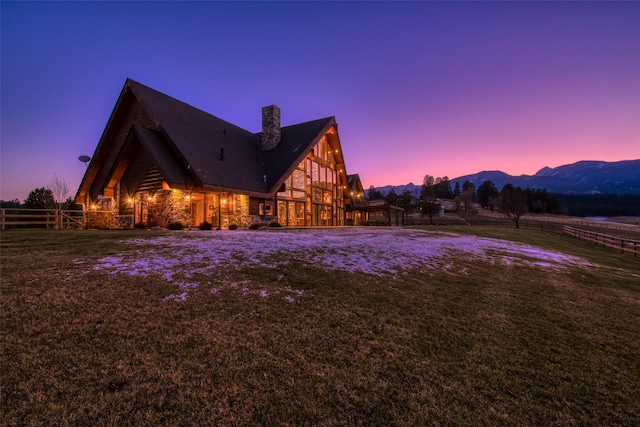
[127,198,132,203]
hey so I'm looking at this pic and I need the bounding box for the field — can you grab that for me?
[1,227,639,425]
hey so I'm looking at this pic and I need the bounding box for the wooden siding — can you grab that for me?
[89,94,156,200]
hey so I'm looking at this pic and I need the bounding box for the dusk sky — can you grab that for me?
[1,1,638,202]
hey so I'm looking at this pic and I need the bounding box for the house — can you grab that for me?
[346,174,367,225]
[75,79,356,229]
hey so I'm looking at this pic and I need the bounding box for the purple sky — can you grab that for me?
[1,1,638,201]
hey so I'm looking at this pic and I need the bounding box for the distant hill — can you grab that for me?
[372,183,422,199]
[369,160,640,197]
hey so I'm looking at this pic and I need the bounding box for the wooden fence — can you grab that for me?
[3,209,639,257]
[563,226,640,258]
[406,215,564,232]
[0,208,85,230]
[408,213,640,257]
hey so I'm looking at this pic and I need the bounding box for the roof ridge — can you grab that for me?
[126,79,255,136]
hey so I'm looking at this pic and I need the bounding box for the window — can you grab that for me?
[292,169,304,190]
[274,131,345,226]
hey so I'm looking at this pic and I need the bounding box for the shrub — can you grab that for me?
[268,221,282,228]
[167,222,184,230]
[134,222,147,229]
[228,224,238,230]
[199,221,213,230]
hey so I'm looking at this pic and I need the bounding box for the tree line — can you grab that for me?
[366,176,640,226]
[4,177,639,220]
[1,188,80,210]
[1,175,81,210]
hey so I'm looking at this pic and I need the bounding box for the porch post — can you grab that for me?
[217,194,221,230]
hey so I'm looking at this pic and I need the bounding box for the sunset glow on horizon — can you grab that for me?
[1,1,638,201]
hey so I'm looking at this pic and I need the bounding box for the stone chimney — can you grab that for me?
[261,105,281,151]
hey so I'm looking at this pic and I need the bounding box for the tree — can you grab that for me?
[525,188,558,214]
[397,189,414,213]
[385,188,399,206]
[420,175,440,224]
[477,181,499,211]
[48,174,72,210]
[367,185,382,201]
[461,180,476,214]
[0,199,21,208]
[23,187,55,209]
[498,184,528,228]
[23,175,76,228]
[63,197,83,210]
[453,195,462,213]
[434,176,453,199]
[453,182,461,198]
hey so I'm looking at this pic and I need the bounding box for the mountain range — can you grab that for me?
[371,160,640,197]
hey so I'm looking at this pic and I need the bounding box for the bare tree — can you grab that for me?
[48,174,72,210]
[22,175,74,228]
[498,184,528,228]
[461,180,476,214]
[46,174,73,229]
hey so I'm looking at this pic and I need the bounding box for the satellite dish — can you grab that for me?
[78,155,91,167]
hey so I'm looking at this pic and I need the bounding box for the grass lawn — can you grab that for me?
[1,227,639,425]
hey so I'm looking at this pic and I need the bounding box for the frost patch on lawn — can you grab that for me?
[92,229,593,300]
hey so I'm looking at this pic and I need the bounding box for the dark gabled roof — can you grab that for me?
[77,79,340,200]
[127,79,335,195]
[347,174,361,189]
[261,117,334,190]
[127,79,268,194]
[132,125,192,187]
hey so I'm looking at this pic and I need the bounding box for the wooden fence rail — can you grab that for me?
[406,216,565,233]
[563,225,640,258]
[1,208,85,230]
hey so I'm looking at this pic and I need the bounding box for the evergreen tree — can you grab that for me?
[0,199,21,208]
[477,181,499,211]
[398,189,414,213]
[434,176,453,199]
[23,187,55,209]
[367,185,383,201]
[453,182,461,198]
[385,188,399,206]
[525,188,559,214]
[420,175,440,224]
